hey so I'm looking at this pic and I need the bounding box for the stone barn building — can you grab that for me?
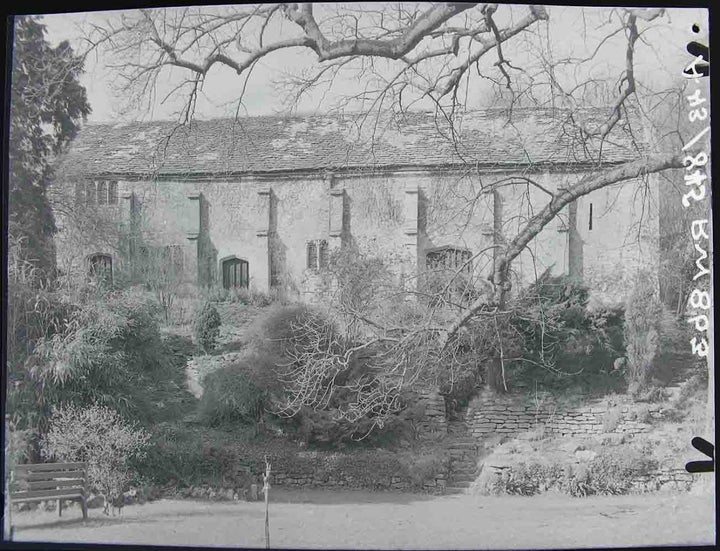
[51,108,664,305]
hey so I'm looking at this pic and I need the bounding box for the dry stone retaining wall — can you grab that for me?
[467,393,663,439]
[230,450,449,495]
[415,388,448,439]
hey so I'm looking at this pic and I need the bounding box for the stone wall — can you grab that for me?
[233,449,449,495]
[632,468,698,493]
[53,165,657,306]
[466,392,664,439]
[415,388,448,439]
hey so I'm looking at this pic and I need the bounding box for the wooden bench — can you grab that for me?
[10,462,89,520]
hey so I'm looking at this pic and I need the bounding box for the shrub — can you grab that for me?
[563,446,657,497]
[40,404,150,500]
[203,286,276,307]
[5,427,40,469]
[677,370,708,404]
[493,462,563,496]
[602,406,623,433]
[244,305,417,448]
[635,386,668,403]
[635,404,652,424]
[501,272,626,395]
[199,364,266,427]
[402,450,450,489]
[132,424,216,489]
[194,302,221,353]
[23,290,164,424]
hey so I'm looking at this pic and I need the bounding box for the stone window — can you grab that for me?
[306,239,328,271]
[88,253,113,284]
[426,246,473,274]
[78,180,118,206]
[222,257,249,290]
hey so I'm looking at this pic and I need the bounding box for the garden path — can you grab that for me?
[11,491,714,549]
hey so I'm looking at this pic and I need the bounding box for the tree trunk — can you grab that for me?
[486,264,511,393]
[486,356,506,393]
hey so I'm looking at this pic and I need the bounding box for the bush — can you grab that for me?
[244,305,417,448]
[203,286,276,307]
[562,446,657,497]
[40,404,150,500]
[402,450,450,489]
[22,290,164,424]
[199,364,266,427]
[490,445,658,498]
[132,423,257,490]
[500,272,626,394]
[493,462,563,496]
[194,302,221,353]
[5,427,40,469]
[602,406,623,432]
[678,370,708,404]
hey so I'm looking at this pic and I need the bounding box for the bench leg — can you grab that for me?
[58,499,62,517]
[81,497,88,520]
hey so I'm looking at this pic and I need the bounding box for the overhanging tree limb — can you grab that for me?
[443,152,684,345]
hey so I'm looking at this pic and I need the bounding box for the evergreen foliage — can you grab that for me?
[194,302,222,353]
[9,16,91,280]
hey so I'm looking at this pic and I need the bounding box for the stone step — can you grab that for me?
[448,452,476,460]
[444,485,470,494]
[451,463,478,471]
[450,460,477,469]
[451,473,477,480]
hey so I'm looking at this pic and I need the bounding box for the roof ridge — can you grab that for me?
[81,106,617,128]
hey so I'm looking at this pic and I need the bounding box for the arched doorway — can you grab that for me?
[221,257,249,289]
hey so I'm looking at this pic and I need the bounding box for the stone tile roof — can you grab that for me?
[57,108,646,178]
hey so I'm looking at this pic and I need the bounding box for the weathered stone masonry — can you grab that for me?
[53,110,666,306]
[466,393,666,438]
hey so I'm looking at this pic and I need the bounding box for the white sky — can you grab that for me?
[36,4,709,123]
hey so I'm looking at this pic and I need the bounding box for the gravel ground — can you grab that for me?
[10,489,715,549]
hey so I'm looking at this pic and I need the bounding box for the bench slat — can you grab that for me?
[15,471,86,481]
[11,488,86,501]
[13,479,86,492]
[15,462,87,472]
[12,494,85,504]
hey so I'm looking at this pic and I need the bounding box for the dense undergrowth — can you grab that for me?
[7,264,708,501]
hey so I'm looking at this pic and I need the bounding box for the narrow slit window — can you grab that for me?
[589,203,593,231]
[307,241,318,270]
[318,240,329,269]
[108,181,118,205]
[306,240,329,271]
[85,181,96,206]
